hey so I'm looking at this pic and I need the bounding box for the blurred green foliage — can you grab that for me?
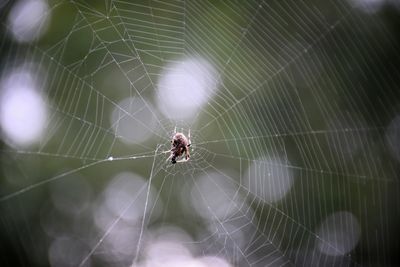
[1,1,400,266]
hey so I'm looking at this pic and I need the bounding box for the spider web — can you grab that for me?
[1,0,400,266]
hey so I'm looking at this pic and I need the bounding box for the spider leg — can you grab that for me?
[187,129,191,147]
[175,158,189,163]
[185,146,190,160]
[166,153,173,162]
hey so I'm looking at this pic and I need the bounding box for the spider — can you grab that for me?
[166,127,191,164]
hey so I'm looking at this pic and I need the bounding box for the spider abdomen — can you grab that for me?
[169,130,191,164]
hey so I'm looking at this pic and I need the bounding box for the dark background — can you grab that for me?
[1,0,400,266]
